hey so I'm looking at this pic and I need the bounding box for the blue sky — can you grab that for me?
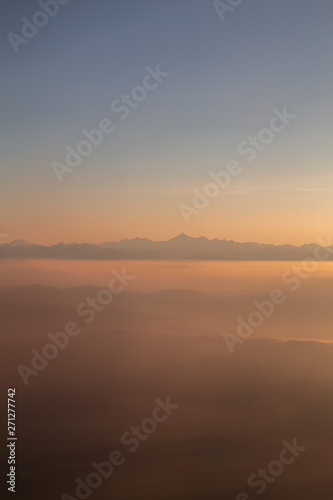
[1,0,333,244]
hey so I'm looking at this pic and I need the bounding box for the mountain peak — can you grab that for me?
[9,239,31,247]
[166,233,193,243]
[174,233,191,240]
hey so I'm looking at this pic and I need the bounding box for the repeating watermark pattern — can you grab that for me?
[61,397,180,500]
[17,268,135,386]
[235,439,307,499]
[7,0,71,54]
[51,64,170,182]
[178,106,296,224]
[213,0,244,23]
[223,236,333,353]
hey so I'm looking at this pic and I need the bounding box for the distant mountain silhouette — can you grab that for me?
[9,239,32,247]
[0,234,331,260]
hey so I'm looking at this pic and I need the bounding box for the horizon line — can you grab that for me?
[3,233,331,249]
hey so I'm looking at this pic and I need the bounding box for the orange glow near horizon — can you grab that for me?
[3,215,332,247]
[1,259,333,291]
[2,173,332,246]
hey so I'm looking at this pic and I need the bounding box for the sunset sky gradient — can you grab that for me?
[1,0,333,245]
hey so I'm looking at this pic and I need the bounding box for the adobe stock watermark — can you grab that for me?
[235,439,307,499]
[17,268,135,386]
[213,0,244,23]
[178,106,296,224]
[61,397,180,500]
[51,64,170,182]
[223,236,333,353]
[7,0,71,54]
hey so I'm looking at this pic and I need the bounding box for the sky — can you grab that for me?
[1,0,333,245]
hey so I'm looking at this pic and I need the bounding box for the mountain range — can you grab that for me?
[0,234,331,260]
